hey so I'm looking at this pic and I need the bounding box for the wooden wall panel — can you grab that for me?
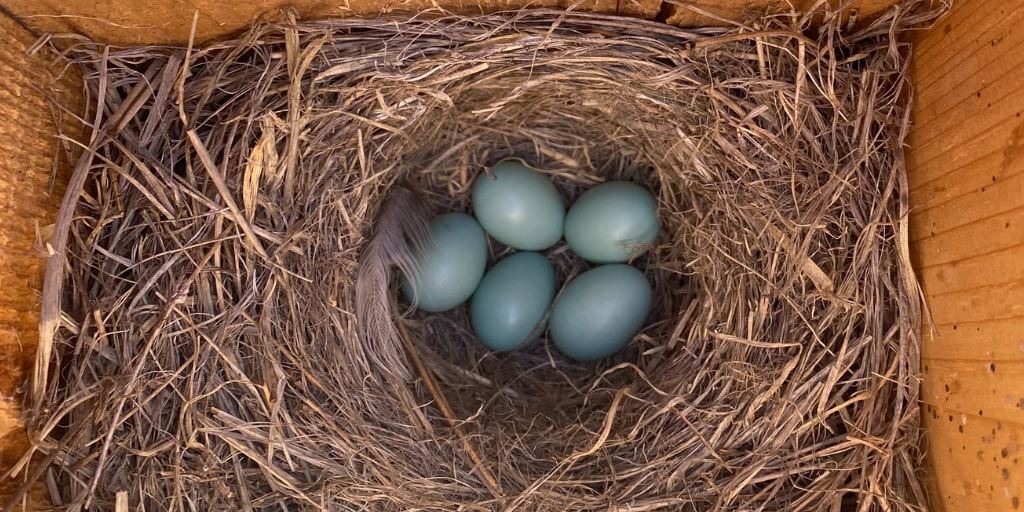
[0,0,903,46]
[0,0,659,46]
[2,0,1013,511]
[0,12,83,510]
[908,0,1024,510]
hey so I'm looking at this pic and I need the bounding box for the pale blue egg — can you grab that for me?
[472,160,565,250]
[470,252,556,352]
[564,181,659,263]
[550,264,652,361]
[401,213,487,312]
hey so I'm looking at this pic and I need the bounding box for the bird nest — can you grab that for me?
[9,3,945,511]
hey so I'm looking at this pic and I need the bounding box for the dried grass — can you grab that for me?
[6,3,946,510]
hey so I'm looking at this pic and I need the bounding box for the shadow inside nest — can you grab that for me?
[388,162,699,464]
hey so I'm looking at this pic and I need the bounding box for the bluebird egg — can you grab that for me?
[564,181,659,263]
[550,264,652,361]
[472,160,565,250]
[470,252,556,352]
[401,213,487,312]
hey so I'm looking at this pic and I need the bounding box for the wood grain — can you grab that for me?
[908,1,1024,510]
[0,0,904,46]
[4,0,1014,510]
[0,0,659,46]
[0,12,83,510]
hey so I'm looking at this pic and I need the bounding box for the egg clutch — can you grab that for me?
[401,160,659,362]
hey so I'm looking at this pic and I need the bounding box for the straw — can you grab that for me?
[8,2,948,510]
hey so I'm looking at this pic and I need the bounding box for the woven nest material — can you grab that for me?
[9,3,946,511]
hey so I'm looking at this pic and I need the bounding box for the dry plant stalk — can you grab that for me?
[7,2,947,511]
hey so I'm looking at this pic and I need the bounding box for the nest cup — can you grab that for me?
[12,4,946,511]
